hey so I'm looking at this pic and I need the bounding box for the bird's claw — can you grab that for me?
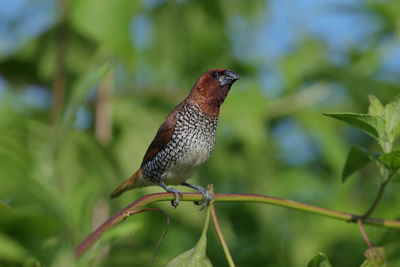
[159,183,183,208]
[193,187,212,210]
[168,188,183,208]
[161,182,212,209]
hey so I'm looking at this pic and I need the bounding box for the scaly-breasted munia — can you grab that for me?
[110,69,240,208]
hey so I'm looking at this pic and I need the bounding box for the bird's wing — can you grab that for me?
[140,112,177,167]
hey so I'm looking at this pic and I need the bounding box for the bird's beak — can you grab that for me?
[219,70,240,86]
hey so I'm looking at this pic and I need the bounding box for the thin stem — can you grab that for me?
[208,185,235,267]
[150,209,170,261]
[51,0,69,123]
[357,219,374,248]
[361,181,388,219]
[210,200,235,267]
[95,71,113,145]
[76,208,168,258]
[75,192,400,257]
[362,133,395,219]
[362,171,394,219]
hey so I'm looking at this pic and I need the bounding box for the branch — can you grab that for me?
[361,171,395,219]
[210,197,235,267]
[95,71,113,145]
[51,0,69,123]
[361,181,389,219]
[75,192,400,257]
[357,219,374,248]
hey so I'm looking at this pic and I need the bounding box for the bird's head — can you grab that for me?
[187,69,240,114]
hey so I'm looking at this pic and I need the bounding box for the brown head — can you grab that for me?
[186,69,240,116]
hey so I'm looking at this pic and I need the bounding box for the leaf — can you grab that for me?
[368,95,384,116]
[379,150,400,172]
[71,0,138,65]
[383,95,400,142]
[323,112,383,139]
[342,145,375,182]
[360,247,386,267]
[0,233,28,262]
[307,252,332,267]
[165,208,212,267]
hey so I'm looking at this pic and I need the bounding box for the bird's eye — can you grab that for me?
[211,72,218,79]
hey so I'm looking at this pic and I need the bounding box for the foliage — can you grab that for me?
[1,0,400,266]
[361,247,386,267]
[164,203,212,267]
[307,253,332,267]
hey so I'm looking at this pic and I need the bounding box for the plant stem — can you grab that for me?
[209,191,235,267]
[357,219,374,248]
[361,171,394,219]
[75,192,400,257]
[76,208,168,258]
[361,181,389,219]
[362,135,395,219]
[51,0,69,123]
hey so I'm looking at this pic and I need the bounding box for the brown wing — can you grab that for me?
[140,110,177,167]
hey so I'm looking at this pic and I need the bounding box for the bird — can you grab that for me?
[110,69,240,209]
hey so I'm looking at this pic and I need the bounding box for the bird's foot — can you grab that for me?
[181,183,212,210]
[159,183,183,208]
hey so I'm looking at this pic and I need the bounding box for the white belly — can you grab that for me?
[162,137,213,185]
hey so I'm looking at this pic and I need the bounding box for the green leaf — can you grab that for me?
[360,247,386,267]
[368,95,384,116]
[165,208,212,267]
[342,145,375,182]
[383,95,400,142]
[71,0,138,65]
[323,112,383,139]
[0,233,28,262]
[379,150,400,172]
[307,252,332,267]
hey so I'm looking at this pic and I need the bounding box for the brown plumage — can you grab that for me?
[110,69,240,208]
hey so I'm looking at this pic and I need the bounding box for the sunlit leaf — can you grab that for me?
[71,0,138,64]
[342,145,376,182]
[307,252,332,267]
[323,112,383,139]
[0,233,28,262]
[360,247,386,267]
[165,209,212,267]
[383,95,400,142]
[368,95,384,116]
[379,150,400,172]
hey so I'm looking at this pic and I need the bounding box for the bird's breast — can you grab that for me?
[142,103,218,184]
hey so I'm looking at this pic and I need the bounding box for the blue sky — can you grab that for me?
[0,0,57,58]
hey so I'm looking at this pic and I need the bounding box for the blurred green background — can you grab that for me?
[1,0,400,266]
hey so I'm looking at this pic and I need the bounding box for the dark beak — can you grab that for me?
[219,70,240,86]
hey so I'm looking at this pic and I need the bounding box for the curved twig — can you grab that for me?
[361,170,395,219]
[76,208,168,258]
[75,191,400,257]
[357,219,374,248]
[210,198,235,266]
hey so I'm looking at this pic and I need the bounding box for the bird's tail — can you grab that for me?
[110,169,143,198]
